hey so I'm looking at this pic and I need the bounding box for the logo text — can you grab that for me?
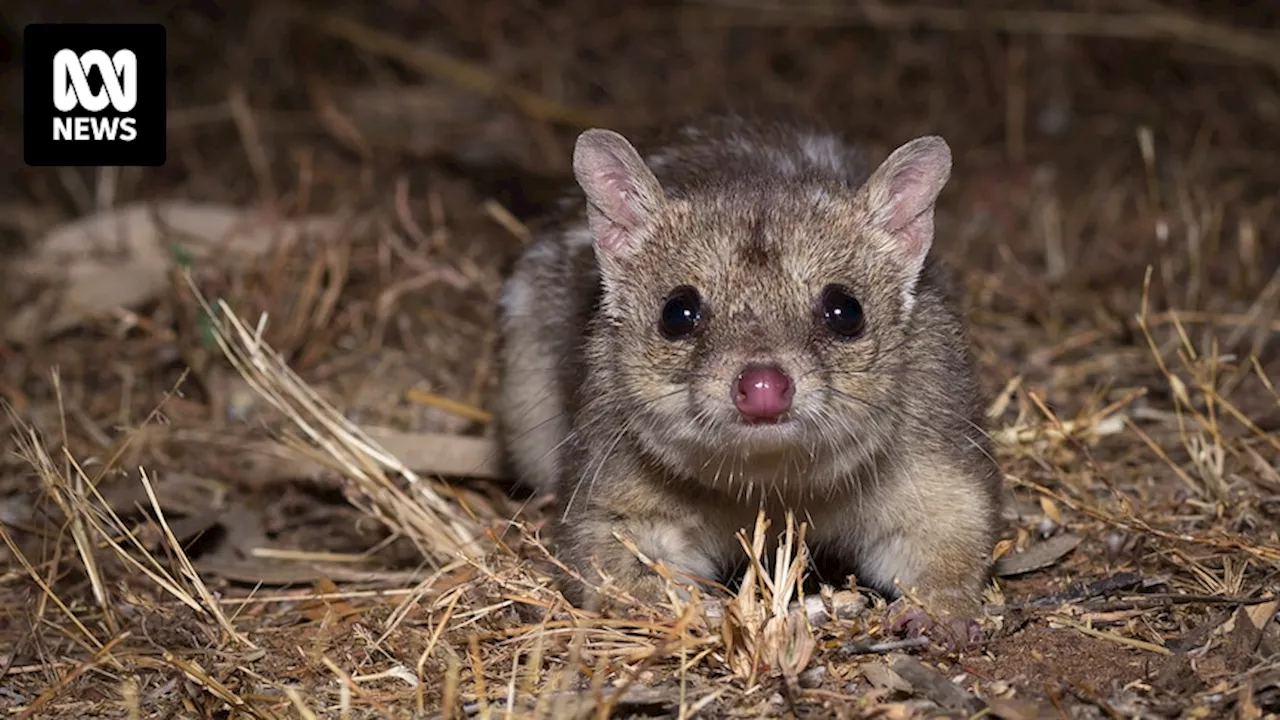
[53,117,138,142]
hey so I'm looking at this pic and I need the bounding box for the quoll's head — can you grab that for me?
[573,126,952,460]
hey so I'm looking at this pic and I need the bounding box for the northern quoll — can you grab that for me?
[495,113,1002,639]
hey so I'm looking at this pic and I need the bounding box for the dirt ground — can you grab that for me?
[2,1,1279,718]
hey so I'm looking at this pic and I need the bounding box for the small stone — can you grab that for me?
[798,665,827,688]
[1035,516,1058,538]
[1105,531,1128,556]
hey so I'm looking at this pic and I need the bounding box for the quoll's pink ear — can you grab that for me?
[573,129,665,258]
[861,135,952,277]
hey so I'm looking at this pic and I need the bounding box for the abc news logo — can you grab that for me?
[24,24,166,167]
[53,49,140,142]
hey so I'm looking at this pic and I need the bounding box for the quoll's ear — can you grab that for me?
[861,135,952,279]
[573,129,665,259]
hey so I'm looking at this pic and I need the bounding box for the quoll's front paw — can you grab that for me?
[561,560,695,614]
[886,599,985,652]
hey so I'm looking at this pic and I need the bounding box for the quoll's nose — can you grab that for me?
[734,365,794,422]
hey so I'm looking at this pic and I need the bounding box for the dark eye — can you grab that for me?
[659,286,702,340]
[820,284,865,339]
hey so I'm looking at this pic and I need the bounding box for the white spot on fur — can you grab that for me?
[645,150,677,171]
[798,133,849,174]
[901,286,918,317]
[732,132,851,178]
[498,268,534,318]
[634,522,718,583]
[644,129,852,182]
[858,533,923,593]
[564,223,595,250]
[807,185,834,205]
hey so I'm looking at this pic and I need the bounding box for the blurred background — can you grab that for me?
[2,0,1278,441]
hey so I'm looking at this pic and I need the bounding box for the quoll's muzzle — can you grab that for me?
[734,364,794,423]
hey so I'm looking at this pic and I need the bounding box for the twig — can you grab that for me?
[406,388,494,424]
[14,632,131,720]
[839,636,931,656]
[1008,475,1280,563]
[1085,593,1279,612]
[0,524,106,654]
[183,271,489,562]
[157,652,281,720]
[1048,615,1173,656]
[1012,571,1146,609]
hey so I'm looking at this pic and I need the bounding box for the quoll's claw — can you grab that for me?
[886,602,985,652]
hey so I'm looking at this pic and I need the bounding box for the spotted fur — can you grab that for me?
[495,112,1002,618]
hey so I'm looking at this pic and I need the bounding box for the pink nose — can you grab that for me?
[734,365,794,421]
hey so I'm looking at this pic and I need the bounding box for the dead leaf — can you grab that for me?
[156,512,225,548]
[986,696,1054,720]
[361,426,502,479]
[258,426,501,481]
[6,201,373,344]
[993,532,1082,577]
[300,577,361,623]
[1226,605,1267,671]
[1039,495,1062,524]
[861,661,912,694]
[760,608,815,683]
[1245,599,1279,632]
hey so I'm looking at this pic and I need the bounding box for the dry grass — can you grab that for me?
[2,0,1280,717]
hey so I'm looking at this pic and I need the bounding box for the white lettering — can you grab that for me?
[52,49,138,113]
[94,117,117,140]
[53,116,137,141]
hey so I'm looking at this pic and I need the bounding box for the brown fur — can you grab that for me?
[495,112,1003,618]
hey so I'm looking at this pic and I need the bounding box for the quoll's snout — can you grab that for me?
[734,364,794,423]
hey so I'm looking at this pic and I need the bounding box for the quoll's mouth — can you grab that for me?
[741,414,790,427]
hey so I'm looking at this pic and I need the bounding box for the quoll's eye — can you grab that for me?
[820,284,865,339]
[659,285,702,340]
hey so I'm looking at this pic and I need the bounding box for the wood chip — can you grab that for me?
[889,655,984,713]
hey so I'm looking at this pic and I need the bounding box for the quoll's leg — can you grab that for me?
[855,459,998,650]
[554,505,722,611]
[869,533,990,651]
[860,530,989,651]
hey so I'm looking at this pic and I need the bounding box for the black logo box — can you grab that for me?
[24,23,166,167]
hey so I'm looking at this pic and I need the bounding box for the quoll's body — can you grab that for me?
[496,114,1002,621]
